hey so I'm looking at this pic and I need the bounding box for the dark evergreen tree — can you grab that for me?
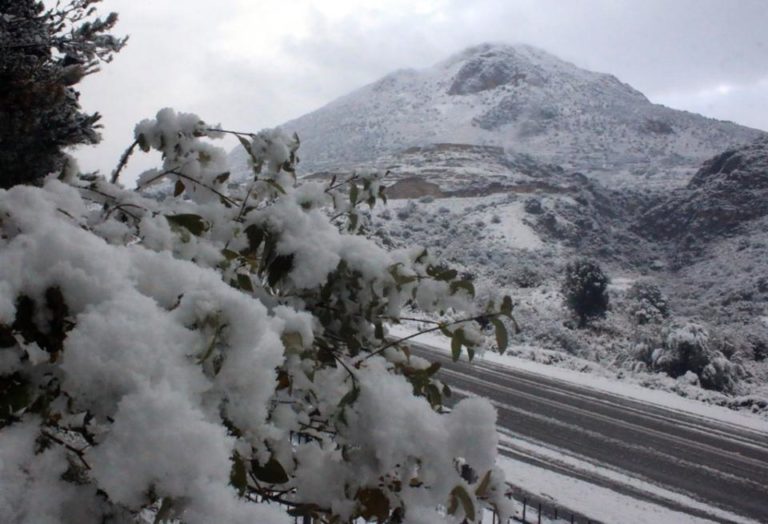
[562,258,609,327]
[0,0,126,188]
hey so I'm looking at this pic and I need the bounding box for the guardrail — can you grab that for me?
[288,487,598,524]
[493,490,597,524]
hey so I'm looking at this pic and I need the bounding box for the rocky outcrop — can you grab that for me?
[638,137,768,242]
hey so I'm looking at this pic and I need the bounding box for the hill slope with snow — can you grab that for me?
[277,43,764,186]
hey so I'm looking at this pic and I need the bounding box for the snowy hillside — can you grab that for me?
[355,137,768,408]
[224,45,768,408]
[274,43,764,186]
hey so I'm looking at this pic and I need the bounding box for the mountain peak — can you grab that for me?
[280,44,764,183]
[442,42,566,69]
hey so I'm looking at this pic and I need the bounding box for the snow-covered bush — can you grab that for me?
[626,280,669,325]
[561,259,609,328]
[511,266,542,289]
[0,109,515,523]
[651,322,742,392]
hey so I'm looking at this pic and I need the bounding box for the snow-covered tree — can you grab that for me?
[561,259,609,328]
[0,0,126,188]
[0,107,514,523]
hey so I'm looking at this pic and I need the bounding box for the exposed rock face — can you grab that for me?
[447,48,543,95]
[638,137,768,242]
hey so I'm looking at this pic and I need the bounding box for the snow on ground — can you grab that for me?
[495,453,741,524]
[388,324,768,435]
[482,201,543,250]
[607,276,635,293]
[495,433,760,524]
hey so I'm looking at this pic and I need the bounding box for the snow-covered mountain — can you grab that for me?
[278,43,764,186]
[227,44,768,404]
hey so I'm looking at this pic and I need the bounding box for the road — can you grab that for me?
[410,343,768,523]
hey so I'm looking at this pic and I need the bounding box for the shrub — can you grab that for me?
[627,280,670,324]
[651,321,741,392]
[0,109,516,522]
[561,259,609,327]
[511,266,542,288]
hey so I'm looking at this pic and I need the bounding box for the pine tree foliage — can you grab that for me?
[561,259,609,328]
[0,0,126,189]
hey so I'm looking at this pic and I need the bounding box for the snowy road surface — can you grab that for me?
[410,343,768,523]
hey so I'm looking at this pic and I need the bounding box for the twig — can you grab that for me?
[206,127,254,138]
[110,139,138,184]
[103,202,143,222]
[324,174,360,193]
[40,430,91,471]
[136,169,239,208]
[363,313,498,362]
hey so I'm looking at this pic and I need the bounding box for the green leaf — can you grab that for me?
[438,323,453,338]
[350,182,359,205]
[388,265,417,286]
[425,383,442,407]
[221,248,239,261]
[378,185,387,205]
[442,382,452,398]
[0,375,30,422]
[237,135,252,153]
[281,331,304,353]
[230,453,248,497]
[252,457,289,485]
[237,274,253,292]
[500,295,514,317]
[348,212,359,233]
[475,470,492,497]
[451,330,463,362]
[427,265,457,281]
[137,133,150,152]
[165,214,208,236]
[215,171,231,184]
[266,179,286,194]
[374,321,384,340]
[447,490,458,515]
[197,321,225,364]
[490,317,508,354]
[450,280,475,298]
[425,362,441,376]
[153,497,174,524]
[449,486,476,521]
[339,385,360,407]
[267,254,294,287]
[173,179,185,197]
[243,224,264,256]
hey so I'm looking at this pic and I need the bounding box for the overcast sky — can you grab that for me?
[74,0,768,177]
